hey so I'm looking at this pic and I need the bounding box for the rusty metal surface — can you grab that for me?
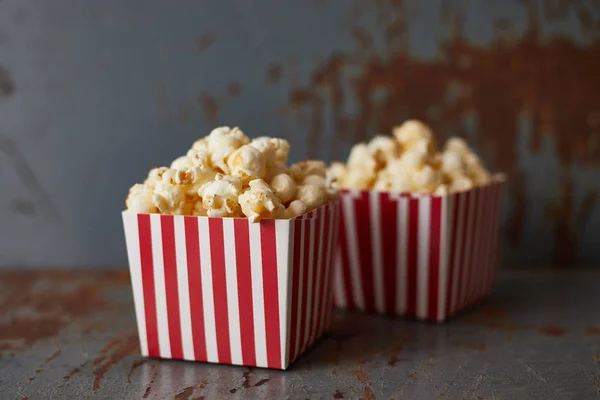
[0,0,599,267]
[1,270,600,399]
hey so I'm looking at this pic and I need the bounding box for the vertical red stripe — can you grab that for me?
[138,214,160,357]
[466,189,481,307]
[380,193,398,315]
[338,197,355,309]
[406,198,420,318]
[298,220,312,352]
[233,219,256,366]
[160,215,183,359]
[445,194,461,317]
[288,220,303,363]
[184,217,207,361]
[480,186,494,300]
[354,192,375,312]
[488,184,502,291]
[427,197,442,321]
[307,210,323,343]
[260,221,282,369]
[208,218,231,364]
[456,191,472,310]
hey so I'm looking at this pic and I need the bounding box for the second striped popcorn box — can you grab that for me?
[333,181,504,322]
[123,200,340,369]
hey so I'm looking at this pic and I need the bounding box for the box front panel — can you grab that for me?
[123,213,293,369]
[123,199,340,369]
[334,182,503,322]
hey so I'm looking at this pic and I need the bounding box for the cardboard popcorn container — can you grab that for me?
[122,199,340,369]
[333,180,504,322]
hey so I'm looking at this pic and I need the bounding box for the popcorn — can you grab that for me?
[208,126,250,173]
[126,127,335,221]
[367,135,400,165]
[301,174,327,187]
[269,173,297,204]
[238,179,284,223]
[197,174,243,217]
[171,156,193,170]
[153,181,186,214]
[289,160,328,182]
[393,119,434,149]
[126,184,158,214]
[333,119,496,195]
[227,145,267,185]
[284,200,307,219]
[295,184,326,211]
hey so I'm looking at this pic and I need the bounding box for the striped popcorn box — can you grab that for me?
[122,199,340,369]
[333,180,504,322]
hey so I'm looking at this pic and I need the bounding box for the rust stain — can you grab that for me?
[242,368,253,388]
[63,367,81,381]
[0,136,62,220]
[266,63,283,84]
[0,65,15,97]
[195,34,215,52]
[127,359,146,383]
[280,2,600,261]
[361,386,376,400]
[254,378,270,387]
[45,349,61,363]
[92,334,138,391]
[333,390,345,398]
[143,384,153,399]
[175,386,196,400]
[353,367,370,384]
[388,333,412,367]
[537,325,569,337]
[229,388,237,394]
[227,81,242,97]
[594,353,600,362]
[198,93,220,122]
[585,327,600,335]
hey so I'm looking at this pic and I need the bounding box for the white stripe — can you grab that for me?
[369,191,385,313]
[173,216,194,360]
[396,197,409,315]
[122,212,148,356]
[450,192,466,314]
[309,207,326,342]
[293,220,305,359]
[198,218,218,362]
[303,219,316,348]
[437,196,451,322]
[342,193,365,309]
[150,214,171,358]
[222,218,242,365]
[249,221,268,368]
[417,197,431,319]
[275,219,292,368]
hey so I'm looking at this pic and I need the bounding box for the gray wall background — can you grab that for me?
[0,0,599,268]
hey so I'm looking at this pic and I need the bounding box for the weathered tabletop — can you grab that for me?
[0,269,599,400]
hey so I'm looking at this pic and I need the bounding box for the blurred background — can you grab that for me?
[0,0,598,268]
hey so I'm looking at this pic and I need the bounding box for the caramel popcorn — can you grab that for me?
[331,119,497,195]
[125,126,336,220]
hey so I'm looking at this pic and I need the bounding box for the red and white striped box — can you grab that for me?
[333,181,504,322]
[122,200,340,369]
